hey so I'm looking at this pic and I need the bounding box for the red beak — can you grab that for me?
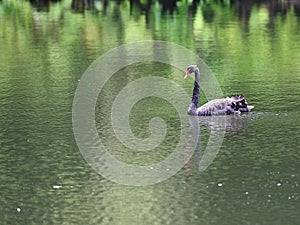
[184,70,190,79]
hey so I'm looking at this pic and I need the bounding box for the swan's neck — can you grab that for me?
[191,69,200,107]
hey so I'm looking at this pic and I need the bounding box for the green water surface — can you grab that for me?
[0,0,299,224]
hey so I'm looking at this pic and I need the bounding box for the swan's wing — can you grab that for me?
[229,95,254,113]
[197,98,228,116]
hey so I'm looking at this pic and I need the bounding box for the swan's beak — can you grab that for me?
[184,70,190,79]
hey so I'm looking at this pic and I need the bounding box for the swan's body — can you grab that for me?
[185,65,253,116]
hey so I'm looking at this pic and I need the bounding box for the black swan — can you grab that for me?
[184,65,254,116]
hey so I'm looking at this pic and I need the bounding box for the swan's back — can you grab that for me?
[196,95,253,116]
[197,98,229,116]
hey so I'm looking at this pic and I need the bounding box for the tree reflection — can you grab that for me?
[25,0,300,23]
[29,0,56,11]
[71,0,95,13]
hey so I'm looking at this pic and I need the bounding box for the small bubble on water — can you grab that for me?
[53,185,62,189]
[245,191,249,195]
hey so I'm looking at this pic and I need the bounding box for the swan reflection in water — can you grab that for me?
[186,113,254,173]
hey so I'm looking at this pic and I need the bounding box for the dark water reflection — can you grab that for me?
[1,0,299,224]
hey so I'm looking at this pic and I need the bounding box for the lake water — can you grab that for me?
[0,0,299,224]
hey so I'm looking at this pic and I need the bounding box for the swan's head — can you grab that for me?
[184,65,199,79]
